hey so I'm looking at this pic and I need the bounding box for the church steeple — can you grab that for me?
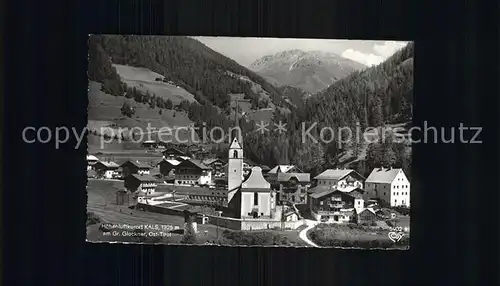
[228,137,243,192]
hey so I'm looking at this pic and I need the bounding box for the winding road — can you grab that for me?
[298,219,320,247]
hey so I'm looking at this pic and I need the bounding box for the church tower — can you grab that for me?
[228,137,244,192]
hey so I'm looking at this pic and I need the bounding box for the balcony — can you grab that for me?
[329,202,344,208]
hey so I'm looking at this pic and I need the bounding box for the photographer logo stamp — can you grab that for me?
[388,226,405,242]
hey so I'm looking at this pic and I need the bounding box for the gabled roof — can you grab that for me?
[365,167,403,184]
[176,156,192,161]
[310,189,336,199]
[277,172,311,183]
[242,167,270,190]
[229,137,242,149]
[158,159,181,166]
[202,158,223,165]
[178,159,211,170]
[268,165,296,174]
[96,161,119,169]
[86,155,99,161]
[121,160,150,169]
[358,207,378,215]
[313,169,360,180]
[162,147,185,155]
[130,174,157,182]
[307,186,331,194]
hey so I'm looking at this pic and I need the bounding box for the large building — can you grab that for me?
[226,137,276,220]
[202,158,225,178]
[124,174,157,195]
[174,159,212,186]
[120,160,151,177]
[157,158,181,177]
[365,167,410,207]
[313,168,365,191]
[240,166,276,219]
[308,187,365,223]
[93,161,120,179]
[276,173,311,205]
[162,147,187,159]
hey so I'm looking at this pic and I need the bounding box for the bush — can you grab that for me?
[370,221,378,227]
[86,212,102,226]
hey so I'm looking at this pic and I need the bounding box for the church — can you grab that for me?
[225,137,276,219]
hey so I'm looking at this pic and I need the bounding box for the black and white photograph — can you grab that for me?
[86,35,413,248]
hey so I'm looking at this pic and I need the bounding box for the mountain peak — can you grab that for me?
[249,49,365,93]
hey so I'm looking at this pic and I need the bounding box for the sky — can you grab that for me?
[193,37,408,67]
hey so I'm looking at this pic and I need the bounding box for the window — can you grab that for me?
[384,192,386,195]
[233,150,238,158]
[254,192,258,205]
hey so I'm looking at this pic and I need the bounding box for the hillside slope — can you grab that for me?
[90,35,287,111]
[250,50,365,93]
[87,81,198,151]
[112,64,198,105]
[243,42,414,176]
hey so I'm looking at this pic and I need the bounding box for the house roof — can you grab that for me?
[310,189,336,199]
[202,158,223,165]
[158,159,181,166]
[277,172,311,183]
[162,147,185,155]
[229,137,242,149]
[313,169,358,180]
[176,156,192,161]
[307,186,331,194]
[97,161,119,169]
[358,207,377,215]
[268,165,296,174]
[187,159,212,170]
[365,167,403,184]
[121,160,151,169]
[242,167,271,189]
[130,174,157,182]
[86,155,99,161]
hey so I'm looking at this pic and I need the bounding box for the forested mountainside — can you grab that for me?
[88,36,413,179]
[276,85,311,109]
[243,42,414,178]
[89,35,286,110]
[303,42,414,129]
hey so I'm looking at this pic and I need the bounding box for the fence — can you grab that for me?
[137,203,185,217]
[205,215,305,231]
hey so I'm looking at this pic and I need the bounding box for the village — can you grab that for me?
[87,135,411,248]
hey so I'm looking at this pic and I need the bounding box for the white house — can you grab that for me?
[174,159,212,186]
[86,155,99,171]
[240,166,275,219]
[313,169,365,191]
[365,167,410,207]
[93,161,120,179]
